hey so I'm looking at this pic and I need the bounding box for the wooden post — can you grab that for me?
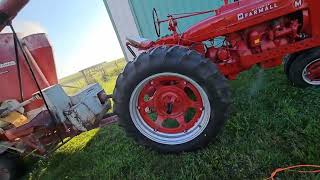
[80,70,90,85]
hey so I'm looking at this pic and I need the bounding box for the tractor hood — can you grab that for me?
[0,0,29,31]
[182,0,307,42]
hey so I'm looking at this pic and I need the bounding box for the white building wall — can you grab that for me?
[103,0,140,61]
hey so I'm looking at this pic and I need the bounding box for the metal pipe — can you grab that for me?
[22,43,50,87]
[0,95,40,117]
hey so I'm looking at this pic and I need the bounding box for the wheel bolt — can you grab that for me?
[145,107,151,113]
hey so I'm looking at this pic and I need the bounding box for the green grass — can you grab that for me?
[26,66,320,180]
[59,58,126,95]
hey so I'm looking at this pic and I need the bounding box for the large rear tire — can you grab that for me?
[113,46,231,152]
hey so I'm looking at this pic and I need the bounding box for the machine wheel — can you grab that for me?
[113,46,231,152]
[0,154,18,180]
[283,54,297,78]
[288,48,320,88]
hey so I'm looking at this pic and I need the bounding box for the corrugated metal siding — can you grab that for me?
[129,0,226,40]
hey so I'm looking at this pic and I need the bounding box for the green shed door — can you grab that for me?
[129,0,227,40]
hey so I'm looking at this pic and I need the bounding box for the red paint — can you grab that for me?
[130,0,320,80]
[306,60,320,81]
[0,33,57,111]
[137,76,203,134]
[23,34,58,85]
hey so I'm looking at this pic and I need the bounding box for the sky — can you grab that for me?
[9,0,124,78]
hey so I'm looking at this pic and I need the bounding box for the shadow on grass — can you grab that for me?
[27,67,320,180]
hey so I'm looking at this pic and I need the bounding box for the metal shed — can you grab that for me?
[103,0,229,61]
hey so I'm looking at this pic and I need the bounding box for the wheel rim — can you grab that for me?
[302,59,320,85]
[0,167,10,180]
[130,73,211,145]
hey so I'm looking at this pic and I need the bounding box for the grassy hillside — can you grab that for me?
[59,58,126,95]
[27,65,320,180]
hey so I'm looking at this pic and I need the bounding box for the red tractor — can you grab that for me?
[120,0,320,153]
[0,0,320,179]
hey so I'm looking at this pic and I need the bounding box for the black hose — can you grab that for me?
[12,32,24,102]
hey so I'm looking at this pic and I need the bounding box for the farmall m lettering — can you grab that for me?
[237,3,279,21]
[294,0,303,8]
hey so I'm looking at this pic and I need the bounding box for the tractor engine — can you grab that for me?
[203,11,308,78]
[246,17,300,52]
[208,15,303,63]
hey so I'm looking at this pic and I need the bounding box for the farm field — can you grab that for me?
[27,63,320,179]
[59,58,126,95]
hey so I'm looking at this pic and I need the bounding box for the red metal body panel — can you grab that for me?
[23,34,58,85]
[0,33,58,111]
[146,0,320,79]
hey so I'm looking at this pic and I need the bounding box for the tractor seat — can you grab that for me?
[126,37,154,50]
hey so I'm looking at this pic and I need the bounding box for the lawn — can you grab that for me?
[26,66,320,180]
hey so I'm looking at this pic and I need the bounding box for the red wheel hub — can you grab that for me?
[306,60,320,81]
[137,76,204,134]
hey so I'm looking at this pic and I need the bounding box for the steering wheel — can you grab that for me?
[152,8,161,37]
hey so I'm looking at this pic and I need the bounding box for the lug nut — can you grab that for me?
[145,107,151,113]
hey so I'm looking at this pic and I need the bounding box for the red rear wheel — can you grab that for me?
[137,75,204,134]
[114,46,231,152]
[130,73,211,145]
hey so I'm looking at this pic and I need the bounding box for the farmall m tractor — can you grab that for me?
[120,0,320,152]
[0,0,320,179]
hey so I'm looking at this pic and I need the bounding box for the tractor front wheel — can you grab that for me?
[113,46,231,152]
[288,48,320,88]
